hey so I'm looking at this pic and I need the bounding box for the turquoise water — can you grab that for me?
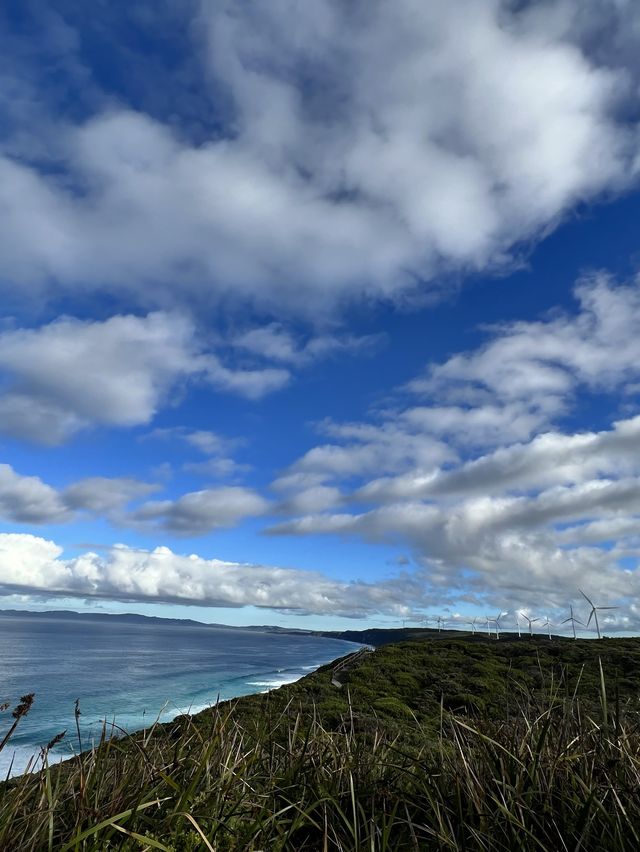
[0,614,357,776]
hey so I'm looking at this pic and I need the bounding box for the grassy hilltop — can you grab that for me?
[3,630,640,850]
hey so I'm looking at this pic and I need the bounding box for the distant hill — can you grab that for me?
[316,625,550,646]
[0,608,316,635]
[0,609,585,645]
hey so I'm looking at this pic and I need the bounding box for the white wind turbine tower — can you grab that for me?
[514,614,522,638]
[541,618,553,640]
[579,589,618,640]
[484,615,492,637]
[436,615,445,632]
[490,612,502,640]
[520,613,539,638]
[466,617,478,634]
[562,605,583,640]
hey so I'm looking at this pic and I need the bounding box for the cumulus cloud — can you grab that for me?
[272,477,344,516]
[0,313,203,444]
[287,275,640,490]
[266,481,638,620]
[63,477,161,516]
[131,486,269,536]
[266,276,640,622]
[0,314,300,444]
[0,463,263,535]
[0,464,70,524]
[0,311,391,447]
[356,416,640,504]
[409,275,640,414]
[292,420,455,479]
[0,462,268,535]
[1,1,639,314]
[0,454,274,535]
[0,534,427,617]
[0,465,163,526]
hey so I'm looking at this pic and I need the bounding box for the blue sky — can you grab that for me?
[2,0,640,632]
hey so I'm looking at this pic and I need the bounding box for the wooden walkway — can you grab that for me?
[331,646,373,688]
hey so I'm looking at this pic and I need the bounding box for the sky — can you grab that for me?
[2,0,640,633]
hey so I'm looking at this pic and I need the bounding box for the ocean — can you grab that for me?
[0,613,358,777]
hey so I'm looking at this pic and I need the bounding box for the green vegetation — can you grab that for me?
[3,632,640,849]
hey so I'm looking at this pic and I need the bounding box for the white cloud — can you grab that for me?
[345,274,640,482]
[397,403,546,449]
[0,314,300,444]
[206,355,290,399]
[266,486,638,617]
[233,324,383,367]
[132,486,269,536]
[0,461,266,534]
[0,534,429,617]
[0,313,203,444]
[270,471,345,514]
[183,458,250,479]
[274,485,343,516]
[0,2,639,314]
[182,430,229,456]
[0,464,70,524]
[0,462,261,537]
[147,427,238,456]
[356,416,640,503]
[292,420,455,479]
[63,477,160,516]
[410,275,640,412]
[147,428,251,481]
[0,465,161,525]
[266,276,640,622]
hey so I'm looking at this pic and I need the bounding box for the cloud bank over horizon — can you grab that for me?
[0,534,425,619]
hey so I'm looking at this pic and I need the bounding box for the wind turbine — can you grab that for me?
[484,615,492,637]
[562,605,583,640]
[541,618,553,640]
[514,614,522,638]
[490,612,502,640]
[520,613,539,638]
[466,617,478,634]
[436,615,445,632]
[579,589,618,640]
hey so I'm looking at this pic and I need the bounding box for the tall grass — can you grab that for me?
[2,665,640,849]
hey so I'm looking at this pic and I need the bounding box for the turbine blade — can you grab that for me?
[579,589,593,607]
[587,610,594,626]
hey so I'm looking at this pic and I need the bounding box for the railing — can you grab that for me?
[331,646,373,687]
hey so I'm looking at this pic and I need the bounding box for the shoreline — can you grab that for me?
[1,639,362,780]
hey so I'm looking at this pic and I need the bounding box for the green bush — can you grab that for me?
[3,635,640,849]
